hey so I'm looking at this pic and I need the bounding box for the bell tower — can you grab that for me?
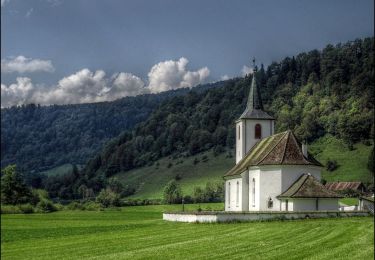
[235,59,275,163]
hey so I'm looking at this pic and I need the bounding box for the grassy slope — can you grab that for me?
[309,135,373,183]
[116,136,373,200]
[115,150,235,199]
[39,164,83,177]
[1,204,373,260]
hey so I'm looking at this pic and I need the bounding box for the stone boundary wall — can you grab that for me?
[163,211,370,223]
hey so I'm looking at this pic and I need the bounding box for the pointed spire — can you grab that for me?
[239,58,273,120]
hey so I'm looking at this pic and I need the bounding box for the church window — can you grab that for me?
[238,125,240,140]
[228,182,231,208]
[267,197,273,209]
[255,124,262,139]
[236,181,239,206]
[252,178,255,206]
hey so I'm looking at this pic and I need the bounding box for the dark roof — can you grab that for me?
[325,182,365,191]
[277,174,343,199]
[224,130,323,177]
[239,74,274,120]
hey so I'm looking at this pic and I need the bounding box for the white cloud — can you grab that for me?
[25,8,33,18]
[147,57,210,93]
[1,0,9,7]
[1,57,210,107]
[241,65,253,76]
[1,56,55,74]
[1,77,35,107]
[220,75,230,81]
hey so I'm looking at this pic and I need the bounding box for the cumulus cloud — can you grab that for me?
[147,57,209,93]
[241,65,253,76]
[1,56,55,74]
[1,57,210,107]
[1,77,35,107]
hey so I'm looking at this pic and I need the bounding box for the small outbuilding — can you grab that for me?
[325,182,366,193]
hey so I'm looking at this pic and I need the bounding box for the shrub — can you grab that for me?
[202,155,209,162]
[18,203,34,214]
[66,201,84,210]
[193,158,199,165]
[167,162,173,168]
[163,180,182,204]
[1,205,21,214]
[96,188,121,207]
[82,201,102,211]
[326,159,338,171]
[174,174,182,181]
[37,199,57,213]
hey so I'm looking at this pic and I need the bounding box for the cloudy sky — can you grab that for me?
[1,0,373,107]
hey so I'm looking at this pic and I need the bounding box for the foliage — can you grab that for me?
[1,87,214,173]
[326,159,339,171]
[1,205,373,259]
[193,182,224,203]
[82,37,374,190]
[36,199,57,213]
[1,165,32,205]
[96,188,121,208]
[163,180,182,204]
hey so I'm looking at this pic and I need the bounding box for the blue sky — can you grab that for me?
[1,0,373,106]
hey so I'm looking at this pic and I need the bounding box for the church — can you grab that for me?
[224,66,342,212]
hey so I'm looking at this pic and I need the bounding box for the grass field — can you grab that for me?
[114,135,373,199]
[115,150,234,199]
[1,204,373,260]
[310,135,373,183]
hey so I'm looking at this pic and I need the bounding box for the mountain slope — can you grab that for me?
[1,81,225,173]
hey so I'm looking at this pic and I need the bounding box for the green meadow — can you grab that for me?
[1,204,374,260]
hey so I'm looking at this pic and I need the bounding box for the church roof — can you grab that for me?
[239,73,274,120]
[277,174,343,199]
[224,130,323,177]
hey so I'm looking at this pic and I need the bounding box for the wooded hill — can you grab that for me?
[1,82,222,173]
[83,37,373,180]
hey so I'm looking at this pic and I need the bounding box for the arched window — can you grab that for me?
[255,124,262,139]
[228,182,231,208]
[268,197,273,209]
[238,125,240,140]
[236,181,239,206]
[252,178,256,207]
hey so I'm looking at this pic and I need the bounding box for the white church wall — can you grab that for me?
[244,120,274,154]
[225,178,243,211]
[258,167,282,211]
[241,172,249,211]
[235,121,244,164]
[281,165,321,193]
[292,199,316,211]
[248,169,260,211]
[318,199,339,211]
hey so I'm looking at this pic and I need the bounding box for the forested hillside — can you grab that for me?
[1,83,222,173]
[81,37,373,184]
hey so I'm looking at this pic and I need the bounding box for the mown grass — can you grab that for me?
[1,204,373,260]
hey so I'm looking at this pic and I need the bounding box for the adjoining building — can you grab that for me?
[223,66,343,212]
[325,182,366,193]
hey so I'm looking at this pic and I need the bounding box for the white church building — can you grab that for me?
[224,67,342,212]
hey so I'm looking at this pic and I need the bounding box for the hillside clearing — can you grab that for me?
[1,204,373,260]
[115,136,373,199]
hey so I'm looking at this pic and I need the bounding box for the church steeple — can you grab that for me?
[239,59,272,120]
